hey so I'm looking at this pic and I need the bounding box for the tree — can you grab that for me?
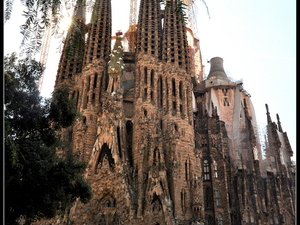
[4,53,92,225]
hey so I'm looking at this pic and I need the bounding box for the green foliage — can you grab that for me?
[4,53,92,225]
[160,0,188,23]
[49,84,80,130]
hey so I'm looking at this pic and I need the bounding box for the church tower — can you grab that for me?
[34,0,295,224]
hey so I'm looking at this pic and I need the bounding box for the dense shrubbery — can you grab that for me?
[4,53,92,225]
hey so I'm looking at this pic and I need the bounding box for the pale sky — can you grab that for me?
[4,0,296,161]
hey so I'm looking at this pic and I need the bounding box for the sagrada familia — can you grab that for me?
[35,0,296,224]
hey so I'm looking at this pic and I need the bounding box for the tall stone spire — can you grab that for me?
[276,114,283,132]
[83,0,111,66]
[265,103,272,124]
[162,0,190,72]
[55,0,86,87]
[135,0,162,58]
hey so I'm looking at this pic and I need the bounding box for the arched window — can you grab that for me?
[203,159,210,180]
[217,213,223,225]
[157,75,163,107]
[270,213,279,225]
[172,78,176,96]
[179,81,183,100]
[152,193,162,214]
[93,72,98,89]
[250,211,255,223]
[204,186,213,209]
[144,67,148,84]
[244,209,256,224]
[82,116,87,125]
[153,148,160,166]
[181,189,187,212]
[150,69,154,87]
[213,160,218,178]
[94,143,115,173]
[125,121,133,167]
[205,214,214,225]
[215,186,221,206]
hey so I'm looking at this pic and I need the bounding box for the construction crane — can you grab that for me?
[183,0,197,34]
[125,0,138,52]
[37,0,76,93]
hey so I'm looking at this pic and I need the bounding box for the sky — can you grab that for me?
[4,0,296,162]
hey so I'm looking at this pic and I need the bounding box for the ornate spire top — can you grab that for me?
[276,114,283,132]
[265,104,272,124]
[108,35,124,75]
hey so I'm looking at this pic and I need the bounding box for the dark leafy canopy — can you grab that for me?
[4,53,92,225]
[4,0,93,59]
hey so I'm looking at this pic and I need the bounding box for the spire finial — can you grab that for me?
[276,114,283,132]
[265,104,272,124]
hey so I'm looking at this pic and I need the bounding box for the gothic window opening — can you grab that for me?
[185,160,188,180]
[180,104,183,116]
[217,213,223,225]
[205,214,214,225]
[181,189,187,212]
[250,211,255,223]
[211,137,216,147]
[94,73,98,89]
[158,75,163,107]
[193,206,201,218]
[92,93,95,105]
[125,121,133,167]
[117,126,122,159]
[151,193,162,215]
[144,67,148,84]
[94,143,115,173]
[143,88,148,101]
[172,78,176,96]
[87,76,91,92]
[203,160,210,180]
[244,210,255,224]
[179,81,183,100]
[204,186,213,209]
[215,186,221,206]
[223,97,230,106]
[213,160,218,178]
[269,213,279,225]
[166,78,169,111]
[174,123,178,132]
[151,91,154,103]
[82,116,87,125]
[153,148,160,166]
[201,136,207,146]
[159,119,163,131]
[151,69,154,87]
[173,101,176,113]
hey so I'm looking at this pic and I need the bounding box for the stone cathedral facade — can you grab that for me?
[39,0,295,224]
